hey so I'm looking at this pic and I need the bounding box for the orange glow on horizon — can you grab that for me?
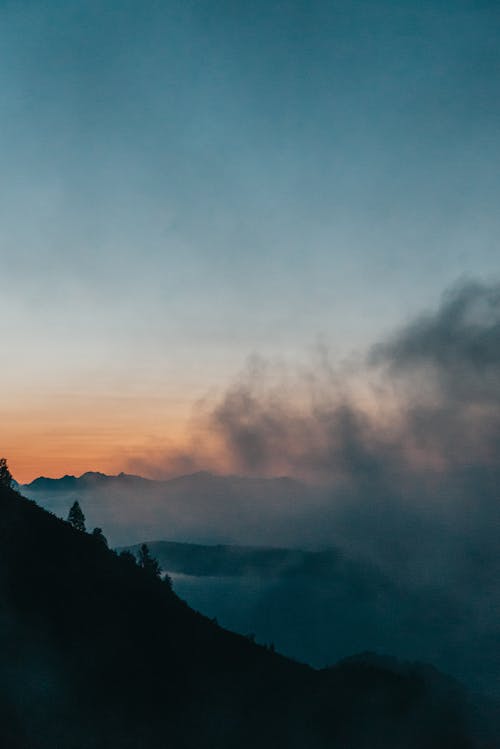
[3,378,462,485]
[1,391,195,484]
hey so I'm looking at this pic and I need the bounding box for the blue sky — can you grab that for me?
[1,0,499,478]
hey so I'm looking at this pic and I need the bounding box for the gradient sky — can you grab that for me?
[2,0,500,482]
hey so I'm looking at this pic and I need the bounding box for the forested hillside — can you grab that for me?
[0,484,493,748]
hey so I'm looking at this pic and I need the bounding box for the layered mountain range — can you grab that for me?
[22,471,500,698]
[0,482,497,748]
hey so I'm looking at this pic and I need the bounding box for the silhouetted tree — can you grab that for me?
[136,543,162,578]
[163,571,173,589]
[0,458,13,489]
[92,527,108,548]
[119,550,137,566]
[67,501,86,532]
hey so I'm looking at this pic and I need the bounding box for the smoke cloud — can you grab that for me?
[204,280,500,478]
[24,281,500,695]
[132,279,500,576]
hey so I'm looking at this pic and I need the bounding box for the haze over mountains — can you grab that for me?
[1,482,498,748]
[22,470,324,548]
[7,281,500,736]
[132,537,500,700]
[3,0,500,745]
[22,470,500,699]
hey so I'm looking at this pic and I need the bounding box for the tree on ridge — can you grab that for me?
[0,458,13,489]
[91,527,108,547]
[137,543,162,578]
[67,500,86,532]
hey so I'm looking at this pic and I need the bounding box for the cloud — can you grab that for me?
[373,279,500,401]
[48,279,490,698]
[193,281,500,484]
[370,280,500,472]
[121,280,500,574]
[131,279,500,491]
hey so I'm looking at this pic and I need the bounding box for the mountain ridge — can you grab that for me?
[20,470,318,549]
[0,482,491,748]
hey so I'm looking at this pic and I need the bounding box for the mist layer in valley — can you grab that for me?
[22,281,500,699]
[24,466,500,698]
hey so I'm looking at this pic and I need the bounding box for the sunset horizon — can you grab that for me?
[1,2,499,746]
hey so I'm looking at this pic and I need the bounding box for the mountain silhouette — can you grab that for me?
[122,539,500,699]
[22,472,500,699]
[0,482,494,748]
[21,471,316,547]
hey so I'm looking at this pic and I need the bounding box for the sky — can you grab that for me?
[1,0,500,482]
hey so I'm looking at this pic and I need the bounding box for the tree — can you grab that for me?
[67,501,86,532]
[136,543,162,578]
[164,571,173,590]
[0,458,13,489]
[119,550,137,566]
[91,527,108,548]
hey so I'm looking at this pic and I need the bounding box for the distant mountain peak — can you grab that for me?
[24,474,79,491]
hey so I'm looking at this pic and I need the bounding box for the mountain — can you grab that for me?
[121,539,500,700]
[23,473,500,699]
[25,471,148,493]
[21,471,323,547]
[122,539,318,577]
[0,483,492,748]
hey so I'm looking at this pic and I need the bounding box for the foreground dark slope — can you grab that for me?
[0,486,487,749]
[124,539,499,699]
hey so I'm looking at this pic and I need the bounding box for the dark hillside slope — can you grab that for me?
[0,485,487,748]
